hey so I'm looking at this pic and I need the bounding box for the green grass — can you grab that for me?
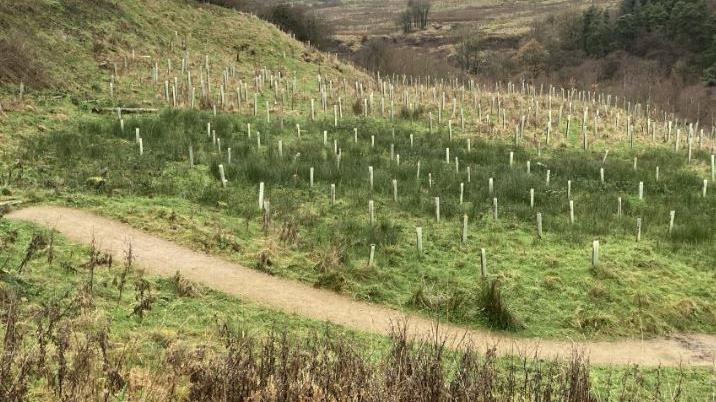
[2,0,714,398]
[10,108,715,340]
[1,219,714,400]
[0,0,362,97]
[0,0,367,162]
[0,217,386,359]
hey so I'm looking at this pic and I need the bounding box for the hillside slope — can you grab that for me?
[0,0,367,157]
[0,0,364,99]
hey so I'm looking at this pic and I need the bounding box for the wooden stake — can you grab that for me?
[592,240,599,268]
[638,181,644,200]
[669,210,675,234]
[258,182,264,210]
[546,170,551,186]
[530,188,535,208]
[461,214,468,244]
[636,217,642,242]
[536,212,543,239]
[435,197,440,222]
[218,164,227,187]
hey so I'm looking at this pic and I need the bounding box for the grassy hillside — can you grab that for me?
[1,1,713,340]
[0,0,361,97]
[2,0,715,340]
[16,107,715,340]
[0,0,366,156]
[1,0,715,399]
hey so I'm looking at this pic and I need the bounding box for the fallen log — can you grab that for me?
[92,107,159,114]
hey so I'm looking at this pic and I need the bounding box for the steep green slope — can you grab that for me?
[0,0,362,98]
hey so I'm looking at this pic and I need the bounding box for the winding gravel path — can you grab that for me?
[6,206,715,367]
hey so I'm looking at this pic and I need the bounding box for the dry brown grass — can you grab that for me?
[2,285,691,401]
[0,33,50,90]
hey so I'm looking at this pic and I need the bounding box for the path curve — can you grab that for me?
[6,206,715,367]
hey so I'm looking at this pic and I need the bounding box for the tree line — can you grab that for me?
[398,0,432,33]
[534,0,716,83]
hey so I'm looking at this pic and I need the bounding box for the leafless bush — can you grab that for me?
[17,232,47,274]
[130,273,154,320]
[279,219,299,244]
[0,289,691,401]
[171,270,200,298]
[116,241,133,300]
[255,249,274,274]
[353,38,462,81]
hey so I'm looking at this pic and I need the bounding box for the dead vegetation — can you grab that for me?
[313,244,350,292]
[1,286,691,401]
[0,33,50,90]
[479,279,522,330]
[279,219,299,244]
[255,249,275,275]
[171,270,200,298]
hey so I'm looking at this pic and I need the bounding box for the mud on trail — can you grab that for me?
[6,206,716,367]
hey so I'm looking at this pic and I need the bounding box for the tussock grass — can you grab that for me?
[13,109,715,339]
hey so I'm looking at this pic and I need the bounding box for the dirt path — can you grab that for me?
[6,206,715,367]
